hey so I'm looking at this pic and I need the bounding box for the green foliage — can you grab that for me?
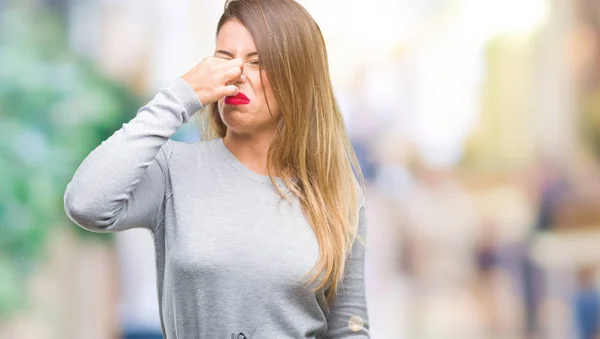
[0,6,142,317]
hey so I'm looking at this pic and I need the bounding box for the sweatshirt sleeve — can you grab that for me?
[325,205,371,338]
[63,77,202,233]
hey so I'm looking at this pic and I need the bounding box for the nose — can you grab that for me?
[225,58,246,86]
[236,63,247,83]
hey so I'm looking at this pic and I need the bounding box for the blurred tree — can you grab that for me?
[581,91,600,159]
[0,4,141,318]
[577,0,600,161]
[462,35,539,171]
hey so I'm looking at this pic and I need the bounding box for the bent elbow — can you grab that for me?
[63,184,113,233]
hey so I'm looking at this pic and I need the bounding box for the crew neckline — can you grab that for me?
[214,138,286,186]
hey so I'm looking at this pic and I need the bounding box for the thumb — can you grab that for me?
[220,85,239,97]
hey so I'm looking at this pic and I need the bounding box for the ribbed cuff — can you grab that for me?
[167,77,204,123]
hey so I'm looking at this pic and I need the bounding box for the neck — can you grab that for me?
[223,130,274,176]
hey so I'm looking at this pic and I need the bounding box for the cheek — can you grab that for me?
[258,73,279,114]
[260,71,273,97]
[217,99,224,115]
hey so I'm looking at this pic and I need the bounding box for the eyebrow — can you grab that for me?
[214,50,258,58]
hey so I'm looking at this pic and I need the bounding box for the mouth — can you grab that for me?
[224,92,250,105]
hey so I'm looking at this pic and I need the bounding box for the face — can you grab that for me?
[215,19,280,135]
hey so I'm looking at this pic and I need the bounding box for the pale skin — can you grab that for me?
[181,19,280,176]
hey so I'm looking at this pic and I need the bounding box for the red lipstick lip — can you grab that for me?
[224,92,250,105]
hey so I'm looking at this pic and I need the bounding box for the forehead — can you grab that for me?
[216,19,257,53]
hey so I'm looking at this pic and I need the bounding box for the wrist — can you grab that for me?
[169,78,204,122]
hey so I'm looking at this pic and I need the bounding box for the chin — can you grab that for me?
[220,103,252,116]
[220,111,251,131]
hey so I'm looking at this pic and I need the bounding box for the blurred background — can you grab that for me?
[2,0,600,338]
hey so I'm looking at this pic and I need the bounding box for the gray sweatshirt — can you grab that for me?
[63,77,370,339]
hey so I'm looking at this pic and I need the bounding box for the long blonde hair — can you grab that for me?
[198,0,365,306]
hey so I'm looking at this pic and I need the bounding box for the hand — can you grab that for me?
[181,57,244,106]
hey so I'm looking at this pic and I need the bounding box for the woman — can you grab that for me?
[64,0,370,338]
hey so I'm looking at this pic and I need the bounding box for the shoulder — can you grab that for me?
[166,138,218,156]
[352,176,366,209]
[165,138,225,169]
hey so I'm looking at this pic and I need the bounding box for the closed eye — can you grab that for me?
[245,59,260,68]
